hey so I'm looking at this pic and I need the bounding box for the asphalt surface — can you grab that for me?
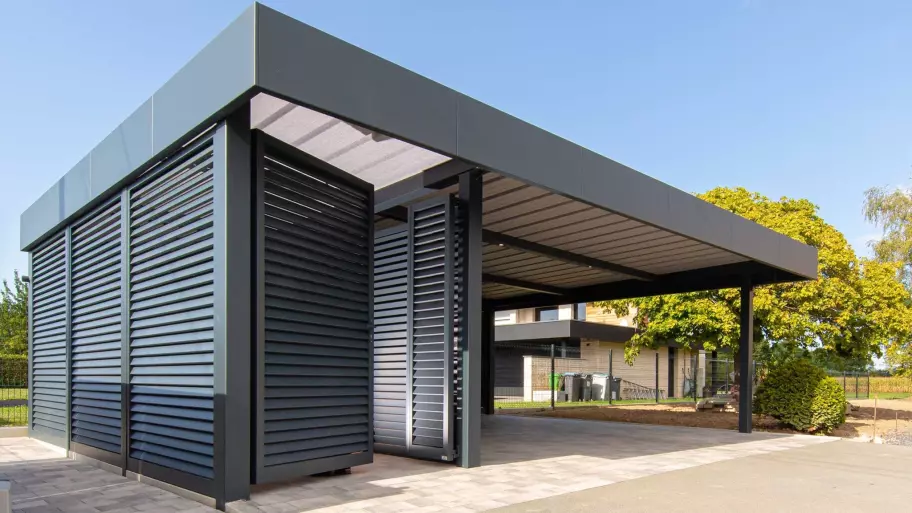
[492,440,912,513]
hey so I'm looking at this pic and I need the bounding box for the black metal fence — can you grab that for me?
[493,342,747,410]
[829,370,870,400]
[0,356,27,426]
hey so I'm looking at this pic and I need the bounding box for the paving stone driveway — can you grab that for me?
[1,416,834,513]
[0,438,214,513]
[229,416,835,513]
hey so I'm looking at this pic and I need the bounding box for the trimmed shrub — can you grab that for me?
[754,359,846,434]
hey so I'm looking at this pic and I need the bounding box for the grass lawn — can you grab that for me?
[495,397,698,410]
[0,387,28,427]
[871,392,911,400]
[0,388,26,401]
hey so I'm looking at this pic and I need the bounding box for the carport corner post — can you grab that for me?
[738,279,754,433]
[459,170,483,468]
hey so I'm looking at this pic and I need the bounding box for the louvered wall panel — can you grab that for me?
[70,199,123,454]
[30,232,68,442]
[409,200,455,459]
[372,228,409,454]
[258,139,372,480]
[128,136,216,479]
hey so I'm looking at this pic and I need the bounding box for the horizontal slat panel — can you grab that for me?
[129,135,215,479]
[259,142,372,475]
[31,231,68,441]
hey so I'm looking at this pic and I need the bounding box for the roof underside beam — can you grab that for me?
[482,229,656,282]
[482,273,567,296]
[488,261,794,310]
[375,159,478,211]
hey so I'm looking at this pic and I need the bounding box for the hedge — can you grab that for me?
[754,359,846,434]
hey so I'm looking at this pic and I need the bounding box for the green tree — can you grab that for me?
[863,185,912,288]
[0,271,29,355]
[595,187,912,372]
[863,185,912,374]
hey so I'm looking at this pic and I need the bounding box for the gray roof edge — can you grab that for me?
[19,4,257,251]
[19,2,819,283]
[252,4,818,280]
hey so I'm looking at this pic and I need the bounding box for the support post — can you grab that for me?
[458,170,483,468]
[655,352,660,403]
[119,189,131,475]
[608,349,613,405]
[64,227,72,451]
[692,354,698,402]
[481,307,495,414]
[212,107,252,506]
[550,344,556,410]
[855,373,859,400]
[738,278,754,433]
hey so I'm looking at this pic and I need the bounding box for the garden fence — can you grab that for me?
[0,356,27,427]
[493,342,756,410]
[828,370,870,399]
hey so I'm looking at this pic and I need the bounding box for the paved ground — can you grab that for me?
[229,416,833,512]
[492,440,912,513]
[1,417,836,513]
[0,438,214,513]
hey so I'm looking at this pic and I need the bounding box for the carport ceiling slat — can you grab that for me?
[475,173,750,291]
[490,208,616,237]
[251,93,451,189]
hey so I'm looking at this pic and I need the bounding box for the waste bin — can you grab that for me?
[549,373,562,392]
[563,373,582,402]
[581,374,593,401]
[610,377,622,400]
[591,373,609,400]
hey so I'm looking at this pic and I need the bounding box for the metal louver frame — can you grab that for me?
[371,197,462,462]
[69,197,124,465]
[372,226,409,455]
[253,130,374,485]
[29,231,69,448]
[408,197,458,462]
[126,132,218,495]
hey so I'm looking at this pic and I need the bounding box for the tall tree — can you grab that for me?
[596,187,912,371]
[864,185,912,373]
[0,271,29,355]
[863,185,912,288]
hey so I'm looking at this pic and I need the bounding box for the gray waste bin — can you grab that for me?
[581,374,593,401]
[611,377,622,400]
[563,373,582,402]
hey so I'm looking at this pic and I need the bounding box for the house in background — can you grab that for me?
[494,304,700,401]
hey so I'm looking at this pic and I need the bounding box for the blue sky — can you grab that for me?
[1,1,910,283]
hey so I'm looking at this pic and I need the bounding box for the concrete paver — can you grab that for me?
[492,439,912,513]
[0,416,839,513]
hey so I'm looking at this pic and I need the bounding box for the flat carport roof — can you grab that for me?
[21,2,817,304]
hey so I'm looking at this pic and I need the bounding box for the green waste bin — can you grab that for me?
[549,373,562,392]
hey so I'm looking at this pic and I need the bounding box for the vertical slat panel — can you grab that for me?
[128,135,216,479]
[256,133,373,482]
[372,228,409,453]
[30,232,69,443]
[70,199,123,454]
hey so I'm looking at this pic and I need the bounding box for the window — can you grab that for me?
[535,307,560,322]
[574,303,587,321]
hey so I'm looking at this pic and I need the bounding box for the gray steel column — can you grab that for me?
[26,253,33,438]
[481,307,495,415]
[212,107,252,506]
[119,189,131,473]
[64,227,73,451]
[738,278,754,433]
[459,170,483,467]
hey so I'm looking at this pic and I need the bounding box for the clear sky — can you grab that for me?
[1,1,910,283]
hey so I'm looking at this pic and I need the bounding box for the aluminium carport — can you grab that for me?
[20,3,818,510]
